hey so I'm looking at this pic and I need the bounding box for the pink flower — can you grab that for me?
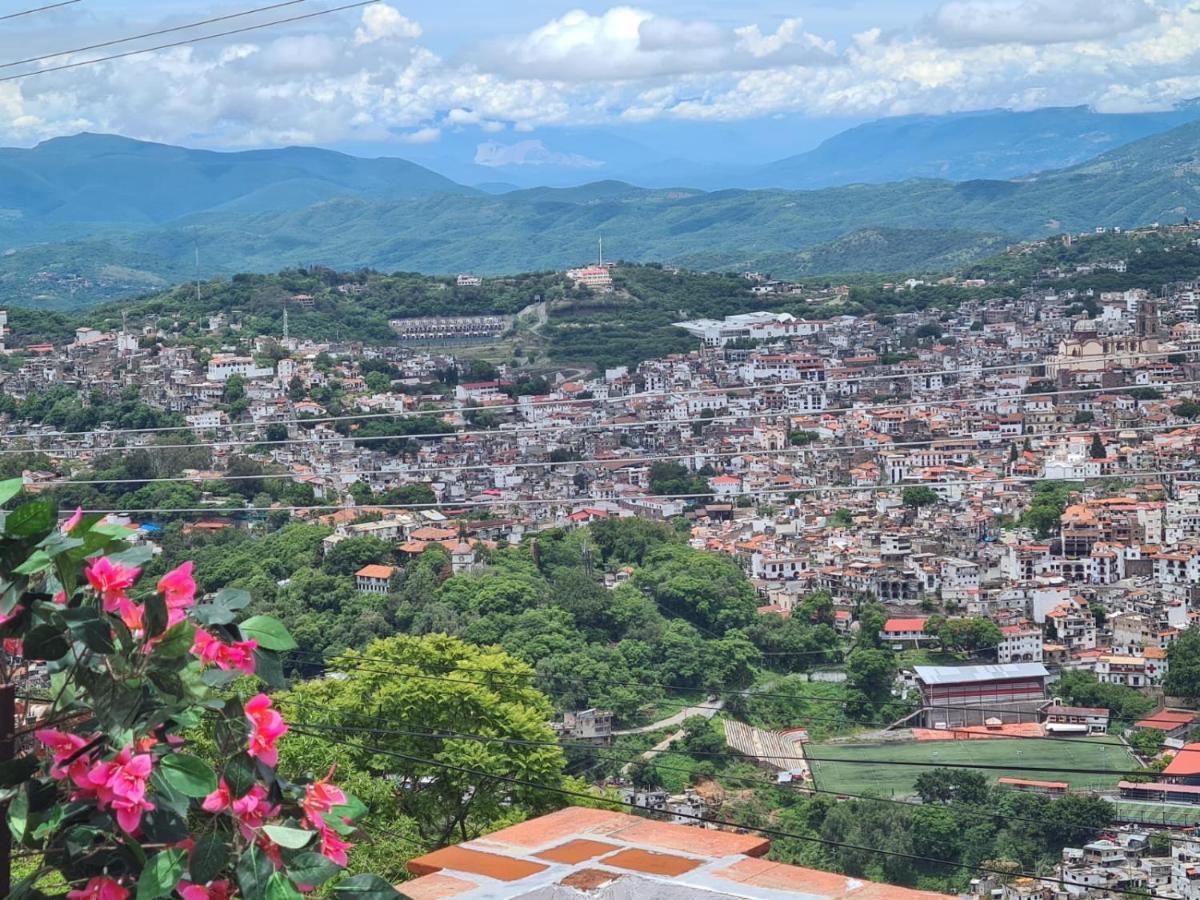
[61,506,83,534]
[35,728,92,785]
[302,767,347,831]
[245,694,287,768]
[53,590,67,605]
[158,561,196,611]
[318,826,353,866]
[83,746,155,834]
[201,779,231,814]
[190,628,257,674]
[85,557,141,611]
[3,638,22,657]
[0,604,23,627]
[232,784,279,838]
[177,881,233,900]
[67,876,128,900]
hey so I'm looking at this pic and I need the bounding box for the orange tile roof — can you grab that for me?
[1162,743,1200,777]
[355,564,396,579]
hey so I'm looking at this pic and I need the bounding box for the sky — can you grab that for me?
[1,0,1199,168]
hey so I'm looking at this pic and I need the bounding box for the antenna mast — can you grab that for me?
[598,234,603,267]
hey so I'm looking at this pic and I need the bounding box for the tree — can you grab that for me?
[1089,433,1106,459]
[902,486,939,508]
[914,768,990,805]
[1165,625,1200,701]
[223,373,246,404]
[0,479,395,899]
[1129,728,1165,759]
[324,536,392,577]
[845,648,897,705]
[283,634,571,845]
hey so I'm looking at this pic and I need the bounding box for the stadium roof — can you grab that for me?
[914,663,1048,685]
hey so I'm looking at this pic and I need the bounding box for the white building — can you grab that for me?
[207,355,274,382]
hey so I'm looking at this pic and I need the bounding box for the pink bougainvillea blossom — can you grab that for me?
[245,693,287,767]
[67,876,129,900]
[84,557,140,609]
[190,628,257,674]
[61,506,83,534]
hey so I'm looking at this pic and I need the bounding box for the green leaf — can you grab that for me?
[106,544,154,568]
[202,667,241,687]
[285,852,342,888]
[334,874,406,900]
[195,587,251,626]
[137,848,187,900]
[140,807,189,844]
[253,648,288,689]
[143,592,168,638]
[237,615,297,651]
[160,754,217,798]
[190,835,229,885]
[0,753,35,787]
[61,608,115,654]
[7,784,28,842]
[224,753,257,798]
[266,873,304,900]
[0,477,22,507]
[8,872,49,900]
[148,767,191,819]
[22,624,68,661]
[238,844,276,900]
[38,531,85,557]
[262,825,315,850]
[90,523,136,539]
[6,500,55,539]
[13,551,51,576]
[332,791,368,823]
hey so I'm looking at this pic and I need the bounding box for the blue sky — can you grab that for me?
[0,0,1197,171]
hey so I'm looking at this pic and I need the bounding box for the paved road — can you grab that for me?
[613,699,724,736]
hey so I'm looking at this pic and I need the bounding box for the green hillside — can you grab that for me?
[3,120,1200,309]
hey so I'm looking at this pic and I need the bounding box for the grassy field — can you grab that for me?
[808,736,1137,798]
[1113,802,1200,827]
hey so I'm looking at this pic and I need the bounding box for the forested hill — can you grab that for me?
[3,115,1200,309]
[6,225,1198,372]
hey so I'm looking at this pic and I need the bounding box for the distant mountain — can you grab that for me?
[4,116,1200,309]
[0,133,474,242]
[725,105,1200,190]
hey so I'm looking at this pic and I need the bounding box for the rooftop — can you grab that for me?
[402,807,953,900]
[914,662,1048,686]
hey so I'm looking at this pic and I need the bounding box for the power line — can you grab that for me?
[281,650,1174,756]
[55,464,1200,515]
[27,418,1200,489]
[8,373,1200,455]
[10,346,1192,440]
[0,0,378,83]
[0,0,78,21]
[287,727,1172,900]
[281,714,1125,838]
[0,0,312,70]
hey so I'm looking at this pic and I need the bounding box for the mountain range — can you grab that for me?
[3,104,1200,309]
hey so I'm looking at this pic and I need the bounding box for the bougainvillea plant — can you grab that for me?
[0,480,404,900]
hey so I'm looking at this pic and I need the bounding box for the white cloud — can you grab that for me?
[474,140,604,168]
[475,7,836,81]
[932,0,1158,46]
[3,1,1200,150]
[354,3,421,46]
[399,126,441,143]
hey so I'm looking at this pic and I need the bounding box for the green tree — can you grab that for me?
[324,536,393,577]
[283,634,573,844]
[902,486,939,508]
[1165,625,1200,701]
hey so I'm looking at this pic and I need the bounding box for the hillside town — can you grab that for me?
[9,256,1200,897]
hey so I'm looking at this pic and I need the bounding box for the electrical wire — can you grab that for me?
[8,376,1200,455]
[11,346,1193,440]
[0,0,379,83]
[280,714,1146,838]
[53,464,1199,515]
[0,0,312,70]
[27,418,1200,489]
[283,650,1164,751]
[0,0,77,21]
[287,726,1175,899]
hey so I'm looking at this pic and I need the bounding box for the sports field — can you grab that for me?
[1113,801,1200,827]
[807,736,1137,797]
